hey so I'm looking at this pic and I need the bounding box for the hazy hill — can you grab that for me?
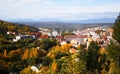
[18,22,113,31]
[5,18,115,31]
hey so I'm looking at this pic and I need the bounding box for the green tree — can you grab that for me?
[40,38,58,51]
[107,14,120,73]
[86,41,100,73]
[58,55,86,74]
[42,56,52,66]
[113,14,120,44]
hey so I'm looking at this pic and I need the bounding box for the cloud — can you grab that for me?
[0,0,120,20]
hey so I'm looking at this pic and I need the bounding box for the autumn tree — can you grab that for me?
[51,60,58,73]
[97,47,110,74]
[3,49,7,59]
[22,49,29,60]
[29,48,38,58]
[20,65,37,74]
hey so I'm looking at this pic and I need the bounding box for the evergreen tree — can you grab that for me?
[86,41,100,73]
[40,38,58,51]
[110,14,120,66]
[107,14,120,73]
[113,14,120,44]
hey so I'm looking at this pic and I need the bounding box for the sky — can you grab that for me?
[0,0,120,21]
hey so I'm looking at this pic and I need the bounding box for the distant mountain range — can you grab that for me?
[73,18,116,23]
[16,22,113,31]
[7,18,116,23]
[3,18,114,31]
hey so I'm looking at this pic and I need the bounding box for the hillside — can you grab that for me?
[0,20,38,39]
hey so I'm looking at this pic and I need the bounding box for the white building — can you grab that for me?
[13,35,36,41]
[52,30,58,37]
[61,41,67,46]
[31,66,39,73]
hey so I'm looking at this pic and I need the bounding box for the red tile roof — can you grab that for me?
[65,35,87,38]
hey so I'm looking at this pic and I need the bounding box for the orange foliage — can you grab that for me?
[22,49,29,60]
[3,49,7,59]
[22,48,39,60]
[60,44,72,52]
[29,48,38,58]
[8,49,21,56]
[77,45,80,49]
[54,46,61,52]
[51,61,58,71]
[99,47,107,55]
[47,52,56,59]
[20,65,37,74]
[40,66,49,74]
[47,44,72,59]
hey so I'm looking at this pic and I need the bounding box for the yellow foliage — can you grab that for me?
[101,68,107,74]
[22,48,39,60]
[54,46,61,52]
[8,49,21,56]
[50,54,56,59]
[60,44,72,52]
[99,47,107,55]
[98,57,101,63]
[30,48,38,58]
[22,49,29,60]
[47,52,52,57]
[47,44,72,59]
[20,65,37,74]
[108,61,120,74]
[39,66,49,74]
[51,61,58,71]
[8,24,15,31]
[3,49,7,58]
[47,52,56,59]
[77,45,80,49]
[47,46,60,59]
[51,46,56,52]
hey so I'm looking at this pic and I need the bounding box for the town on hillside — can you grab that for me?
[0,0,120,73]
[1,17,120,74]
[9,25,113,48]
[0,14,120,74]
